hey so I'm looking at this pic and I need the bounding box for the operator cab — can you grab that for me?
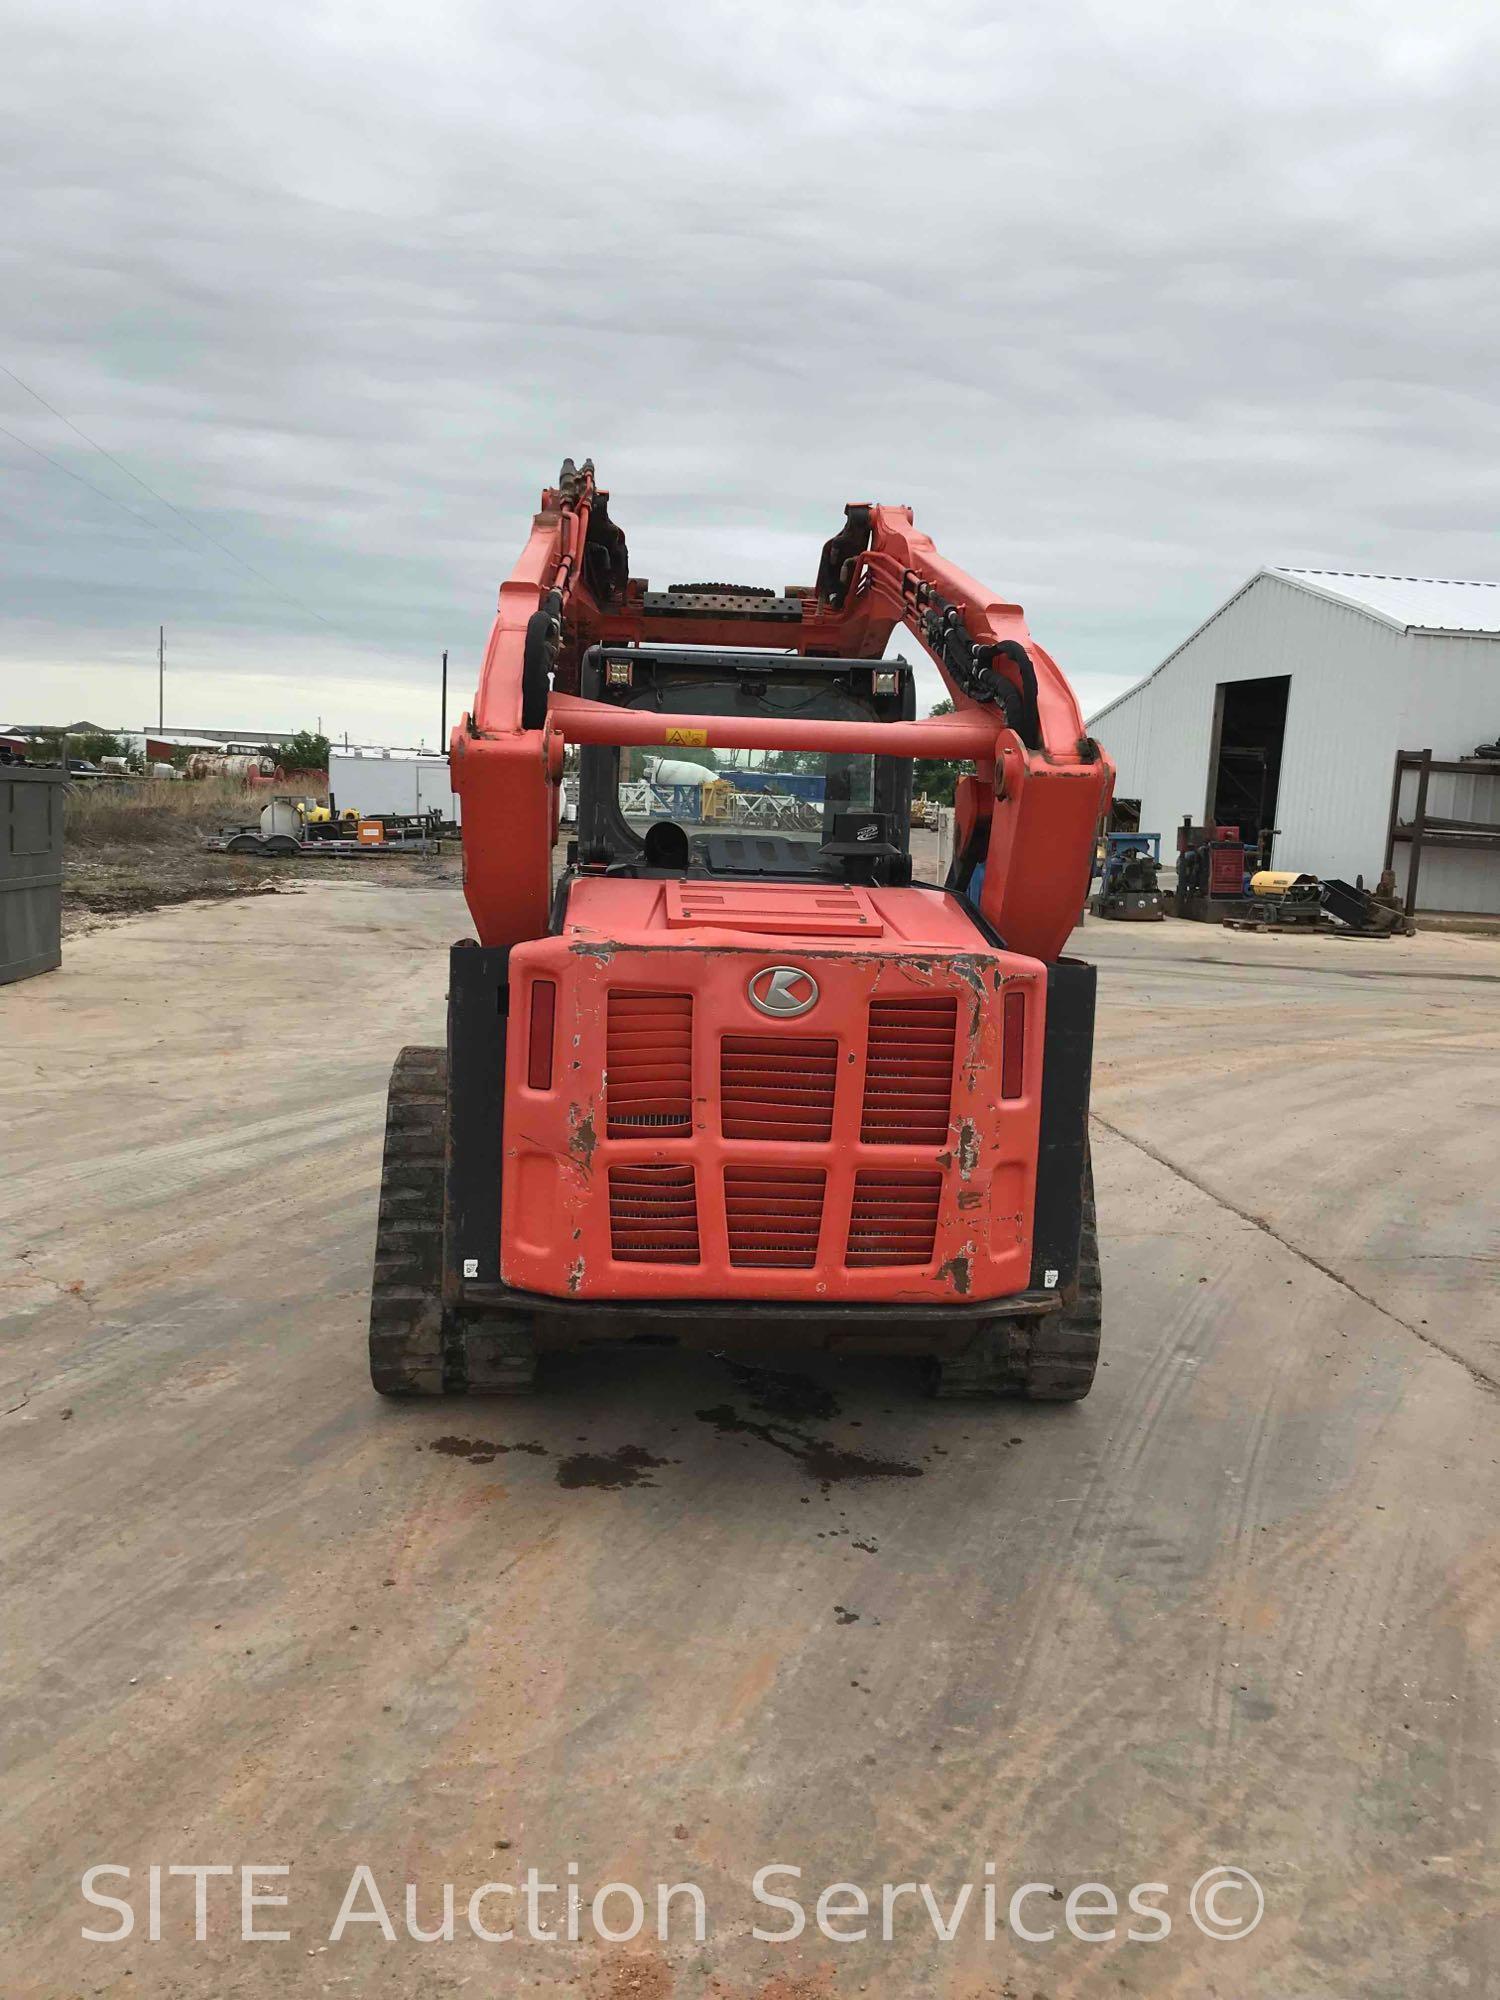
[571,646,916,889]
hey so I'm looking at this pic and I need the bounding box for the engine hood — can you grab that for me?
[560,875,996,954]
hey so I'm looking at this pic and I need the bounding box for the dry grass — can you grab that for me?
[63,777,321,849]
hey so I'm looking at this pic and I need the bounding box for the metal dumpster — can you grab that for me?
[1,766,67,984]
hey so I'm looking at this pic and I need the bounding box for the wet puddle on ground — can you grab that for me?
[423,1360,926,1492]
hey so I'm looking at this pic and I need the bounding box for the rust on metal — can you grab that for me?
[566,1105,598,1173]
[936,1248,974,1295]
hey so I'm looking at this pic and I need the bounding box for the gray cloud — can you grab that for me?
[3,0,1498,740]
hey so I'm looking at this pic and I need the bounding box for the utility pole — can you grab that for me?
[440,649,448,750]
[158,626,164,731]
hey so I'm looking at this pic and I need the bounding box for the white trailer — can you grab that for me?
[328,750,458,823]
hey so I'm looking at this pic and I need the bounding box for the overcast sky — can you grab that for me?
[3,0,1497,744]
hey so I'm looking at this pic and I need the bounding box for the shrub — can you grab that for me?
[261,731,329,773]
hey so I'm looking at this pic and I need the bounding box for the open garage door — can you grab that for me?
[1205,674,1289,857]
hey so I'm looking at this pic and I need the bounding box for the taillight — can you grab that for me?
[527,980,556,1090]
[1000,987,1026,1098]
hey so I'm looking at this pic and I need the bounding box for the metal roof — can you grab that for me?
[1273,568,1500,634]
[1087,564,1500,728]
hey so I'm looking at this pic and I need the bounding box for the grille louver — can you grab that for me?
[609,1165,700,1262]
[720,1034,838,1142]
[606,992,693,1138]
[725,1166,826,1267]
[845,1170,943,1266]
[860,996,958,1144]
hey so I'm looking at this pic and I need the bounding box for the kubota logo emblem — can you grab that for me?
[748,965,819,1018]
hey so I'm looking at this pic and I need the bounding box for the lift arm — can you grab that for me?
[451,463,1114,958]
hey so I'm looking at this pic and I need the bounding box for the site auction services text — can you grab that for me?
[81,1861,1265,1947]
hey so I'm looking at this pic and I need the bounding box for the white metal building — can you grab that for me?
[1088,568,1500,914]
[328,748,458,823]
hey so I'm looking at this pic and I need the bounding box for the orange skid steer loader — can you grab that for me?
[369,461,1114,1398]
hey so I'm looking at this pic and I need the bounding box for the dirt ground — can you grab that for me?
[61,841,460,934]
[2,879,1498,1997]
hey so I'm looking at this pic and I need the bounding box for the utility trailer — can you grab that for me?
[369,461,1115,1399]
[209,801,444,857]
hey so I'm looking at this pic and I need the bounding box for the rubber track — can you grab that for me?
[368,1047,538,1397]
[368,1046,448,1396]
[1023,1162,1102,1400]
[932,1152,1102,1401]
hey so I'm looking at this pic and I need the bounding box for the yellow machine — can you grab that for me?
[698,776,735,821]
[1237,868,1323,930]
[296,800,360,826]
[1251,870,1317,897]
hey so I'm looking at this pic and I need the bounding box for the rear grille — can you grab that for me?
[845,1169,943,1266]
[720,1034,838,1142]
[725,1166,826,1267]
[606,991,693,1138]
[860,996,958,1144]
[609,1165,700,1263]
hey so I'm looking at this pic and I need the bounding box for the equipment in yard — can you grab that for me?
[1174,818,1253,920]
[1319,876,1413,937]
[186,751,278,782]
[647,756,719,788]
[1242,869,1323,929]
[1222,870,1414,937]
[1092,832,1165,921]
[260,799,303,843]
[298,801,361,833]
[210,799,439,857]
[368,461,1115,1401]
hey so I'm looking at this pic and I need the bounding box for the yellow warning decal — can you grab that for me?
[664,726,709,747]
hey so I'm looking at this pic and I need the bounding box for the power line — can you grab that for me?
[1,360,346,632]
[0,420,212,565]
[0,364,438,678]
